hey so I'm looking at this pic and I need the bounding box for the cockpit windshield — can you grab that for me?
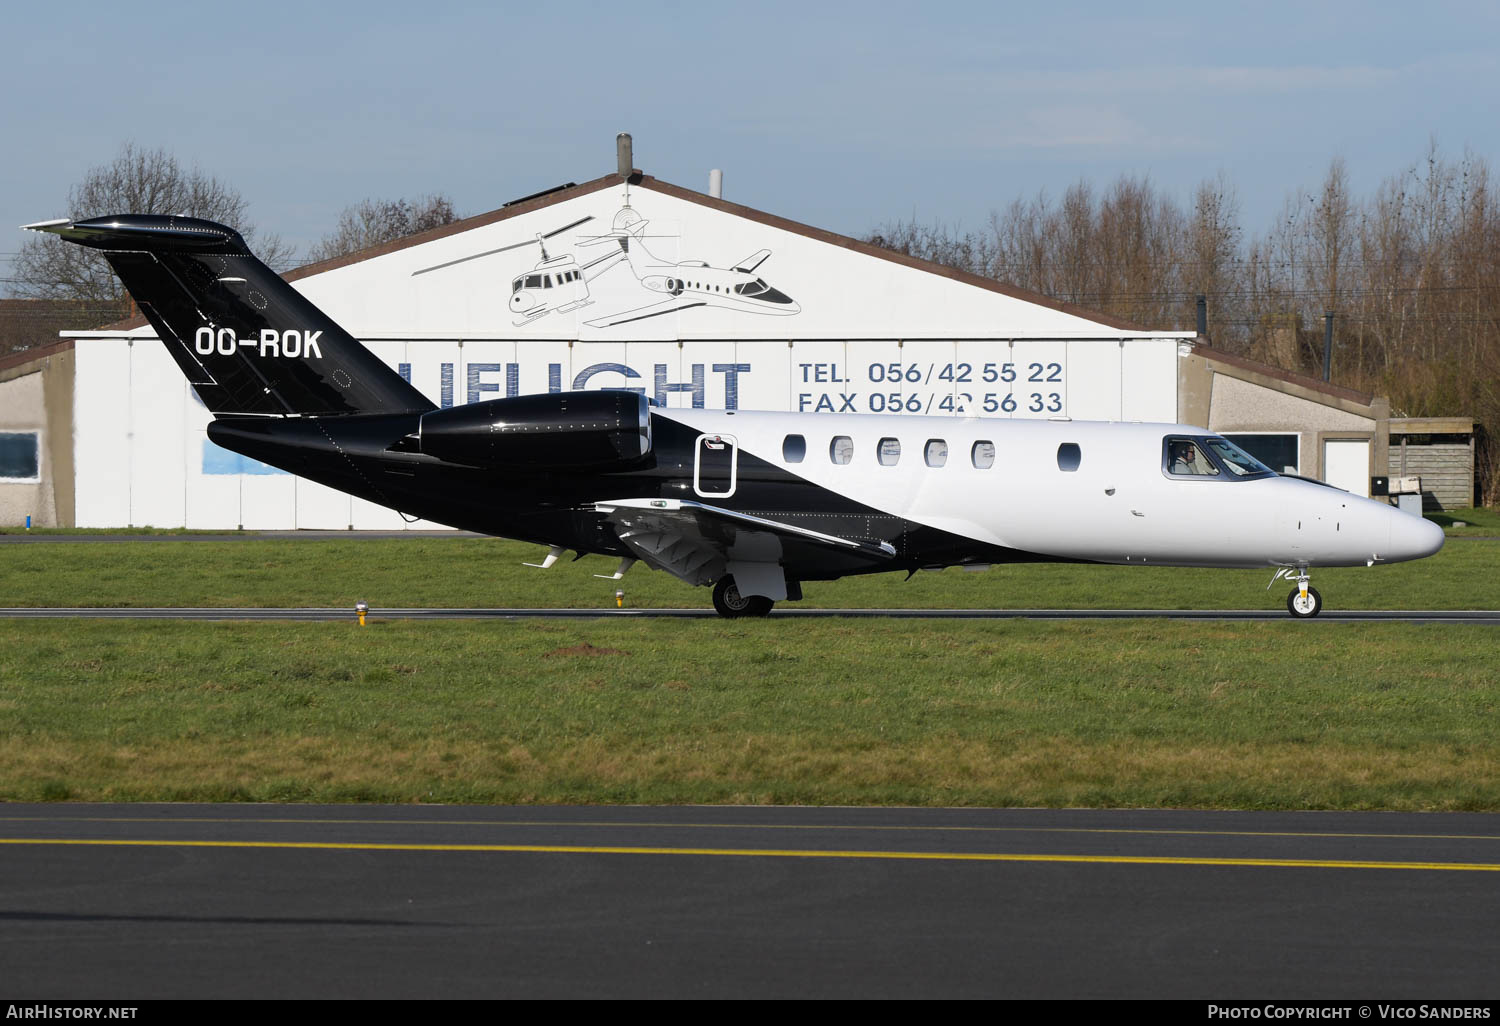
[1204,436,1274,477]
[734,278,769,296]
[1164,435,1275,480]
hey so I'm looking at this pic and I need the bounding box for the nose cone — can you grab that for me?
[1388,509,1445,563]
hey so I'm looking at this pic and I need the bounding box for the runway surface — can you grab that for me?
[2,605,1497,623]
[1,804,1497,998]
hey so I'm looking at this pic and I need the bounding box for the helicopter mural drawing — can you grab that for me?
[411,215,628,327]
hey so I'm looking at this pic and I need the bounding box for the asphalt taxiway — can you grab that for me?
[1,804,1497,998]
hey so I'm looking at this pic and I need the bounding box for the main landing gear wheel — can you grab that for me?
[1286,585,1322,618]
[712,576,774,619]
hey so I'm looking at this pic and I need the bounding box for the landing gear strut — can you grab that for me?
[712,575,774,619]
[1285,569,1322,619]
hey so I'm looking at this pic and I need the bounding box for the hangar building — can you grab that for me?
[5,168,1403,529]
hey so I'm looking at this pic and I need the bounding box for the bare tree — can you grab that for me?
[12,143,293,301]
[306,195,460,263]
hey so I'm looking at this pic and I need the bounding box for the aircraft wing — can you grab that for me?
[594,498,898,586]
[583,298,706,329]
[732,248,772,274]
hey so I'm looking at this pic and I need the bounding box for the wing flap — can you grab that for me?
[594,498,896,586]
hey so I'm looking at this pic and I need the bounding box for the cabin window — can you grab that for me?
[543,276,553,288]
[924,439,948,468]
[783,434,806,463]
[1057,443,1081,472]
[878,438,901,467]
[971,440,995,469]
[830,436,854,465]
[524,274,543,289]
[0,432,40,481]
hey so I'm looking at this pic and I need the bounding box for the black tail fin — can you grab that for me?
[24,215,434,417]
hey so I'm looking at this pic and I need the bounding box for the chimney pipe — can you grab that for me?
[616,133,633,179]
[1195,294,1207,337]
[709,169,723,199]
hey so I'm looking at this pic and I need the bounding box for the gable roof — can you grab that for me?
[95,169,1153,335]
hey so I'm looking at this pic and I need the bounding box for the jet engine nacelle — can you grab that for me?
[417,390,652,469]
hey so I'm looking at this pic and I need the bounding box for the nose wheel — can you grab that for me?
[1286,571,1322,618]
[712,575,774,619]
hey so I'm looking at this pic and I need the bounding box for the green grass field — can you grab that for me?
[2,519,1497,810]
[2,618,1497,809]
[2,529,1497,611]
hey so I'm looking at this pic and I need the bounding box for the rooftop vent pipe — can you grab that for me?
[617,133,633,178]
[709,169,723,199]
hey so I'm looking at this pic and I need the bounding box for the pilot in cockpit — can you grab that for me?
[1169,441,1216,476]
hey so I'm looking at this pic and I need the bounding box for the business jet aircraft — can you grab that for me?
[25,214,1444,618]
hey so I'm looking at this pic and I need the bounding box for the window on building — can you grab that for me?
[878,438,901,466]
[924,439,948,468]
[783,434,806,463]
[971,441,995,469]
[0,432,40,481]
[1057,442,1081,472]
[830,436,854,465]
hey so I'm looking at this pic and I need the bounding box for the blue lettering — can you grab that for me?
[398,362,412,384]
[467,362,504,404]
[573,362,645,395]
[655,363,705,408]
[712,363,751,411]
[440,362,454,409]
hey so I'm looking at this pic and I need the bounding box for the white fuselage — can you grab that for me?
[659,409,1445,570]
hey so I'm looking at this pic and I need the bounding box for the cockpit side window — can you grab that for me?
[1164,438,1220,477]
[1162,435,1275,480]
[524,274,543,289]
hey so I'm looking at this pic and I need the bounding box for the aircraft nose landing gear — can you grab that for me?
[1285,569,1322,618]
[712,575,774,618]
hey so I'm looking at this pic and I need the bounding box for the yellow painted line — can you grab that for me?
[2,837,1499,871]
[1,816,1499,843]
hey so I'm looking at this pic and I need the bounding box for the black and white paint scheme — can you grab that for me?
[413,193,800,330]
[27,215,1444,618]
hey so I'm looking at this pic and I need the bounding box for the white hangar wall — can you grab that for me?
[70,175,1191,529]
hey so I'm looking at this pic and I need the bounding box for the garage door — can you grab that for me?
[1323,439,1370,497]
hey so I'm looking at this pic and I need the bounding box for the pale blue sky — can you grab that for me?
[4,0,1498,285]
